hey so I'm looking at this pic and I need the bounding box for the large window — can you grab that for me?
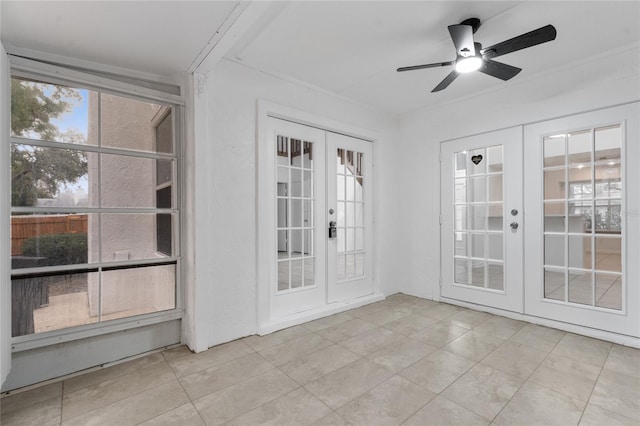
[10,76,179,338]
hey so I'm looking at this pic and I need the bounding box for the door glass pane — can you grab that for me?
[303,141,314,169]
[487,204,503,231]
[568,130,591,164]
[291,260,303,288]
[278,261,289,291]
[304,258,314,287]
[568,270,592,306]
[355,229,364,251]
[355,177,364,202]
[544,202,565,232]
[346,202,354,227]
[595,125,621,162]
[290,169,302,197]
[544,235,565,267]
[568,235,592,269]
[544,169,565,200]
[337,175,345,200]
[469,205,486,230]
[595,272,622,310]
[487,175,503,202]
[355,253,365,278]
[544,135,565,167]
[303,170,313,198]
[595,164,621,198]
[291,139,302,167]
[488,234,503,260]
[544,268,565,301]
[455,206,466,231]
[291,200,303,228]
[487,263,503,290]
[346,254,355,279]
[468,148,485,174]
[277,230,288,258]
[455,258,470,285]
[471,261,484,287]
[291,230,302,258]
[468,176,486,203]
[471,233,484,258]
[337,255,346,281]
[346,175,355,201]
[455,178,467,203]
[487,146,503,173]
[595,236,621,273]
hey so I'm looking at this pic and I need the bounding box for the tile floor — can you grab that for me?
[1,294,639,425]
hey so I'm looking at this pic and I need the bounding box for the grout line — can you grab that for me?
[576,343,611,425]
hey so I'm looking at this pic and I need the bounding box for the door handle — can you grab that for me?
[329,221,337,239]
[510,222,519,230]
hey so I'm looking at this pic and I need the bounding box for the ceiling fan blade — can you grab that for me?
[478,59,522,81]
[448,24,475,57]
[431,70,459,92]
[397,61,454,72]
[482,24,557,59]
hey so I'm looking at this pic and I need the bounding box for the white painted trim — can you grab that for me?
[192,2,272,74]
[258,293,385,335]
[10,56,183,105]
[440,296,640,348]
[256,99,382,333]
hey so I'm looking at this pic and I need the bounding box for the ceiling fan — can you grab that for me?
[397,18,557,92]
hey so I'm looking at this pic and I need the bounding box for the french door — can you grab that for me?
[524,103,639,337]
[441,103,639,337]
[441,127,524,313]
[265,117,373,320]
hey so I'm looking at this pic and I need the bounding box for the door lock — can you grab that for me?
[329,221,337,239]
[510,222,519,230]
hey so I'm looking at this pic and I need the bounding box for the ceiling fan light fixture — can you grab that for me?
[455,56,482,73]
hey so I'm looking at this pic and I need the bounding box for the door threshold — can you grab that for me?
[258,293,385,335]
[441,297,640,348]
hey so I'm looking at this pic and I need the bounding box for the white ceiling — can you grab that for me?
[2,1,639,114]
[0,1,242,80]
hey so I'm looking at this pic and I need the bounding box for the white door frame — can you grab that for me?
[256,100,383,334]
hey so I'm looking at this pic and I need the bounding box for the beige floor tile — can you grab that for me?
[552,333,612,367]
[226,388,331,426]
[259,333,332,366]
[579,403,638,426]
[138,403,205,426]
[161,345,193,363]
[64,353,166,394]
[193,369,298,425]
[317,318,376,343]
[604,344,640,378]
[445,310,493,329]
[528,353,601,401]
[168,339,254,378]
[367,338,437,373]
[62,362,176,421]
[403,395,490,426]
[242,325,311,352]
[494,382,585,426]
[509,323,565,352]
[382,314,438,335]
[442,364,523,420]
[481,340,548,380]
[280,344,361,385]
[303,313,354,332]
[473,316,525,339]
[339,327,404,356]
[346,301,388,318]
[409,322,469,347]
[443,331,505,362]
[62,380,189,426]
[0,382,62,417]
[0,396,61,426]
[415,303,460,320]
[401,296,440,311]
[590,369,640,420]
[399,350,476,394]
[179,352,274,400]
[304,359,394,409]
[385,293,418,304]
[358,307,413,326]
[312,412,350,425]
[337,375,434,426]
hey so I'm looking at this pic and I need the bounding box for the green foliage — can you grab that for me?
[10,79,87,206]
[22,233,88,266]
[11,79,81,140]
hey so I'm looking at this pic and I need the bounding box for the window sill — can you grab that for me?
[11,309,183,353]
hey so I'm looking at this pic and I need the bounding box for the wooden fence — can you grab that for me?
[11,214,88,256]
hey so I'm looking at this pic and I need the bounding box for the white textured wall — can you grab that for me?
[397,45,640,300]
[197,59,401,347]
[1,42,12,385]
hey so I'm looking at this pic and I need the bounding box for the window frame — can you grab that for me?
[8,58,184,352]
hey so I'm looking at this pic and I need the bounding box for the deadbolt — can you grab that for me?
[329,208,335,215]
[511,209,518,216]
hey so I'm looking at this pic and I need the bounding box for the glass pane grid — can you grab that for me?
[543,125,623,310]
[452,146,504,291]
[337,148,365,282]
[276,135,316,292]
